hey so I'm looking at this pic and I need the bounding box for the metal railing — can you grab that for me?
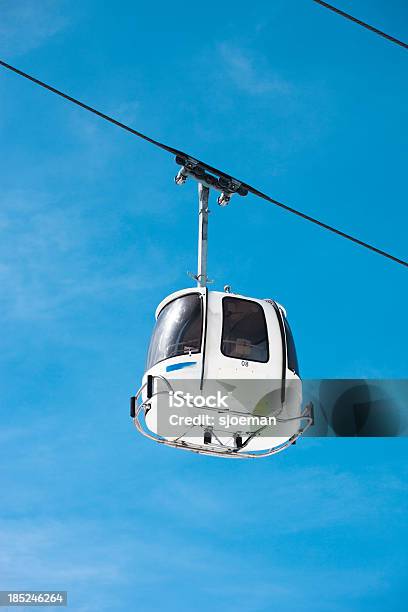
[130,375,314,459]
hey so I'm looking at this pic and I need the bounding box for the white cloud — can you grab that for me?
[0,0,68,57]
[0,511,390,611]
[0,189,176,321]
[109,100,140,126]
[217,42,292,97]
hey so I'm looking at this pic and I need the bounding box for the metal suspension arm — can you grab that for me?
[197,183,209,287]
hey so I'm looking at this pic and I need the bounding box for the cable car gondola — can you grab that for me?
[131,161,314,458]
[0,56,405,457]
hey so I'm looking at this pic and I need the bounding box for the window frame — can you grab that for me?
[147,292,204,369]
[283,317,300,377]
[220,296,270,364]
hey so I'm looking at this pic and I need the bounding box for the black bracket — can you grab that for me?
[174,155,249,203]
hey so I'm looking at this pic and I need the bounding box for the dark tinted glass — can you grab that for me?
[146,294,203,369]
[221,298,268,363]
[284,318,299,376]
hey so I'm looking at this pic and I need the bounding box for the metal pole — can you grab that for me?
[197,183,209,287]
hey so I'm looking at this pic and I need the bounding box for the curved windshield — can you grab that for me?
[146,293,203,369]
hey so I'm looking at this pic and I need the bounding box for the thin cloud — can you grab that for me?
[0,514,390,611]
[0,0,68,57]
[0,189,176,321]
[218,42,293,96]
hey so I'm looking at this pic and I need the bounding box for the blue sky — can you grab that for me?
[0,0,407,610]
